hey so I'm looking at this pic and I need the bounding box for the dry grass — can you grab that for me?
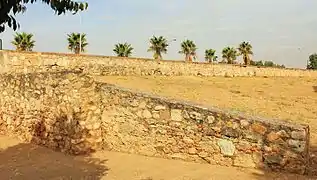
[95,76,317,143]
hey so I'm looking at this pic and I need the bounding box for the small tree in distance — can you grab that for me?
[179,40,197,62]
[113,43,133,57]
[307,53,317,70]
[148,36,168,60]
[205,49,217,63]
[67,33,88,54]
[11,32,36,51]
[238,41,253,65]
[222,47,238,64]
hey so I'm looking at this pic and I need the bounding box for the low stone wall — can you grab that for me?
[1,50,316,77]
[100,84,310,174]
[0,71,310,174]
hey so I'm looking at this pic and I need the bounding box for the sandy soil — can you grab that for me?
[0,136,311,180]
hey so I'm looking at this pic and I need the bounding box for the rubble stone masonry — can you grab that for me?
[0,50,317,77]
[0,71,310,174]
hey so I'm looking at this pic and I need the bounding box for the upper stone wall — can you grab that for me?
[0,50,316,77]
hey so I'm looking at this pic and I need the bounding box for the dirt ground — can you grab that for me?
[0,135,312,180]
[95,76,317,144]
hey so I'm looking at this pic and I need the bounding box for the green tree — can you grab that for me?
[11,32,35,51]
[307,53,317,70]
[205,49,217,63]
[251,60,264,66]
[147,36,168,60]
[67,32,88,54]
[113,43,133,57]
[179,40,197,62]
[264,61,274,67]
[238,41,253,65]
[222,47,238,64]
[0,1,88,33]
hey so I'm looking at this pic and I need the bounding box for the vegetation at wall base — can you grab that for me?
[250,60,285,68]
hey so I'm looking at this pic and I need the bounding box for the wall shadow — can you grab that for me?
[0,113,108,179]
[313,86,317,92]
[0,142,108,180]
[250,146,317,180]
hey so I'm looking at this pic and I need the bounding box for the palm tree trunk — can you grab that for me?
[246,55,251,65]
[75,47,80,54]
[185,54,189,62]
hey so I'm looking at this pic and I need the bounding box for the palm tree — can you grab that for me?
[179,40,197,62]
[205,49,217,63]
[113,43,133,57]
[222,47,238,64]
[67,32,88,54]
[147,36,168,60]
[238,41,253,65]
[11,32,35,51]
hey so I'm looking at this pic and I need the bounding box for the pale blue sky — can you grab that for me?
[0,0,316,68]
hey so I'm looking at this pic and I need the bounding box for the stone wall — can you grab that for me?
[1,50,316,77]
[0,71,103,154]
[100,84,310,174]
[0,71,310,174]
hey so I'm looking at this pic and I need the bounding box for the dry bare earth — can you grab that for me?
[95,76,317,146]
[0,135,310,180]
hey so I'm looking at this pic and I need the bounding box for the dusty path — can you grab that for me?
[0,136,312,180]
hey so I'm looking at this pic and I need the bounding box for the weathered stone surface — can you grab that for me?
[142,109,152,119]
[189,111,202,120]
[207,116,215,124]
[240,120,250,127]
[154,105,166,110]
[287,140,306,153]
[251,123,267,135]
[291,130,306,140]
[233,154,256,168]
[217,139,235,156]
[264,154,284,165]
[183,137,194,144]
[267,132,280,142]
[188,147,197,155]
[170,109,182,121]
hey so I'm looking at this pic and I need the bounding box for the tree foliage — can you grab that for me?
[238,41,253,65]
[250,60,285,68]
[307,53,317,70]
[222,47,238,64]
[0,0,88,33]
[67,32,88,54]
[147,36,168,60]
[179,40,197,62]
[205,49,217,63]
[11,32,35,51]
[113,43,133,57]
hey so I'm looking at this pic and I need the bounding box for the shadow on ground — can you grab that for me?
[0,110,109,179]
[249,145,317,180]
[313,86,317,92]
[0,142,108,180]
